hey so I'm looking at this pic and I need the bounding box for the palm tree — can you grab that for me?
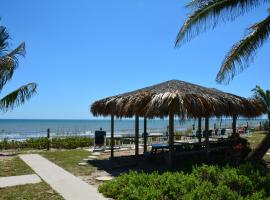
[176,0,270,84]
[0,25,37,112]
[247,85,270,163]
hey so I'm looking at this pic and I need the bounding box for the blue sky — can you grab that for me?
[0,0,269,119]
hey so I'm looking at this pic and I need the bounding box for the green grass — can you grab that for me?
[41,149,95,176]
[247,131,267,149]
[246,131,270,161]
[0,156,33,177]
[0,182,63,200]
[0,156,63,200]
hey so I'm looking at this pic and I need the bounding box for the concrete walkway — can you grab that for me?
[20,154,107,200]
[0,174,41,188]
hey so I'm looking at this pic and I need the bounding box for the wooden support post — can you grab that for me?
[198,117,202,132]
[47,128,51,151]
[205,117,209,157]
[111,115,115,159]
[143,117,147,154]
[232,115,237,137]
[198,117,202,145]
[168,113,174,168]
[205,117,209,130]
[135,115,139,156]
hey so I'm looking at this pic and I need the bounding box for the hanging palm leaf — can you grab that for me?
[176,0,270,84]
[0,23,37,112]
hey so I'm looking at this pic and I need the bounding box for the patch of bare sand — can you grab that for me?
[79,148,156,188]
[79,170,112,187]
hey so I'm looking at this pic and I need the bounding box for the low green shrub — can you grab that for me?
[99,164,270,200]
[0,136,94,150]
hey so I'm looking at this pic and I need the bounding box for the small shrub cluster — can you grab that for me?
[0,137,94,150]
[99,164,270,200]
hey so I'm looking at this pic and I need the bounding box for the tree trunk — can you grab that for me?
[246,114,270,163]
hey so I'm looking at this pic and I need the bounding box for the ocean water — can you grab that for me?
[0,118,267,140]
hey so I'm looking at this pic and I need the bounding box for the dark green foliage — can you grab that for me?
[183,182,240,200]
[0,137,94,150]
[99,164,270,200]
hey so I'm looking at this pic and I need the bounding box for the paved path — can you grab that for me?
[0,174,41,188]
[20,154,107,200]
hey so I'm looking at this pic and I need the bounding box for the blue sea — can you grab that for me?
[0,118,267,140]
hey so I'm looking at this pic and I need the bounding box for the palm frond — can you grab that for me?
[266,90,270,109]
[252,85,270,111]
[175,0,266,47]
[216,15,270,84]
[186,0,210,9]
[252,85,266,100]
[0,42,26,91]
[0,26,9,54]
[0,83,37,112]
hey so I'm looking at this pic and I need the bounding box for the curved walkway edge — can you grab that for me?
[20,154,107,200]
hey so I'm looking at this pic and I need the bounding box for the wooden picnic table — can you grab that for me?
[151,141,200,154]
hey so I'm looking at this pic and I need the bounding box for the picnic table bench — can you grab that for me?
[151,141,200,154]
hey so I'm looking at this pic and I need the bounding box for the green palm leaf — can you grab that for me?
[216,15,270,83]
[252,85,270,111]
[175,0,266,47]
[0,23,37,112]
[0,83,37,112]
[0,26,9,54]
[248,85,270,162]
[0,42,25,91]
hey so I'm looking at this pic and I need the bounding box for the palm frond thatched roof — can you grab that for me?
[91,80,265,118]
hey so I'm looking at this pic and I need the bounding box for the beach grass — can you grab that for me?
[0,182,63,200]
[41,149,95,176]
[0,136,94,150]
[0,156,33,177]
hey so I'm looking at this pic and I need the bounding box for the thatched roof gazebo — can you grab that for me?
[91,80,265,165]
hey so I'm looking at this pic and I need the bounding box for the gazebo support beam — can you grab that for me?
[232,115,238,137]
[205,117,209,158]
[143,117,147,154]
[110,114,114,159]
[198,117,202,132]
[198,117,202,145]
[135,115,139,157]
[205,117,209,131]
[168,113,174,168]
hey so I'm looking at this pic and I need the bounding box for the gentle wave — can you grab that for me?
[0,118,266,140]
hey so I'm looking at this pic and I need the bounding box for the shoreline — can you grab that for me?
[0,118,267,141]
